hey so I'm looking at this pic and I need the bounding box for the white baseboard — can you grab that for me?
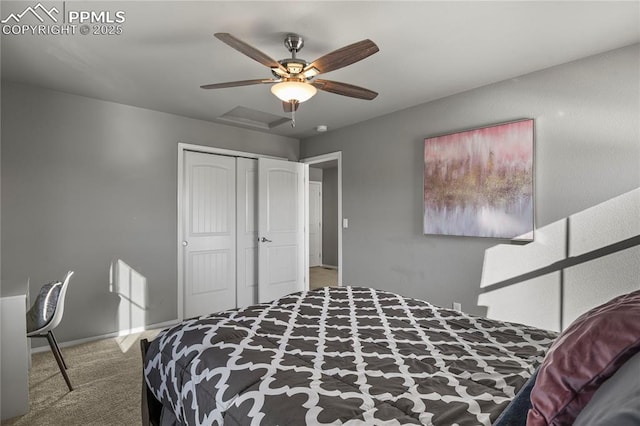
[321,264,338,270]
[30,319,179,354]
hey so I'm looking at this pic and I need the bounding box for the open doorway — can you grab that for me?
[302,152,342,289]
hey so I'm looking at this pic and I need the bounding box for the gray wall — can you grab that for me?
[1,82,298,344]
[2,44,638,344]
[322,168,339,267]
[300,44,640,314]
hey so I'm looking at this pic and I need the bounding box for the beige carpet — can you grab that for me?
[2,329,160,426]
[309,266,338,289]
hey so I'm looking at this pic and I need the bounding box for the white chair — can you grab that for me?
[26,271,74,391]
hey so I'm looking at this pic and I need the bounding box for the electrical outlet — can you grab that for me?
[452,302,462,312]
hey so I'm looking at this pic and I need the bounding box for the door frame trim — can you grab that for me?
[308,181,323,267]
[300,151,343,286]
[177,142,286,321]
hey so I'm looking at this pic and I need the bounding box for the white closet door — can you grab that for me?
[309,181,322,267]
[183,151,236,317]
[258,158,307,303]
[236,158,258,307]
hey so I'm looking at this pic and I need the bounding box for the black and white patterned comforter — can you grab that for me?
[144,286,556,425]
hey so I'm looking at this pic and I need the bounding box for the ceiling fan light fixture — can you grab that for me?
[302,67,320,79]
[271,67,288,77]
[271,81,317,103]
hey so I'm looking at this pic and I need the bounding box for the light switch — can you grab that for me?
[343,218,349,228]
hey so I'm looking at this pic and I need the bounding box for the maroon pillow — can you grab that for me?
[527,289,640,425]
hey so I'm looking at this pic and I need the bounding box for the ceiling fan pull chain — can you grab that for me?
[291,108,296,127]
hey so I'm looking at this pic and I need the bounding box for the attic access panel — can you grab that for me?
[217,106,290,130]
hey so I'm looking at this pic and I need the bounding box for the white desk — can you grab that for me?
[1,292,30,420]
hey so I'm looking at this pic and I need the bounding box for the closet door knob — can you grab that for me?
[259,237,272,243]
[182,241,189,247]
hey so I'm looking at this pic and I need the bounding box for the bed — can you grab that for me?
[142,189,640,425]
[142,286,557,425]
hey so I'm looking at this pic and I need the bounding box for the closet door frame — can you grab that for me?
[177,143,286,321]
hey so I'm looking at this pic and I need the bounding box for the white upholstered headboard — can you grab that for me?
[478,188,640,332]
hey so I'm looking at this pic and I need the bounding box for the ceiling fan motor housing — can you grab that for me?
[270,34,308,79]
[273,59,308,78]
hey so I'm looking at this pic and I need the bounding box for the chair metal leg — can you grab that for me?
[48,331,68,370]
[46,332,73,391]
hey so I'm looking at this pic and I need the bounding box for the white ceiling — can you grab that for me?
[2,1,639,139]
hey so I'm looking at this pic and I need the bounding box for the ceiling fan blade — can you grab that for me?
[200,79,276,89]
[312,79,378,100]
[214,33,287,74]
[305,39,379,75]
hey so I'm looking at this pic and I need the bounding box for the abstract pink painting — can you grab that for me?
[424,119,534,239]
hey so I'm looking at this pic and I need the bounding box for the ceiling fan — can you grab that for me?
[201,33,379,126]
